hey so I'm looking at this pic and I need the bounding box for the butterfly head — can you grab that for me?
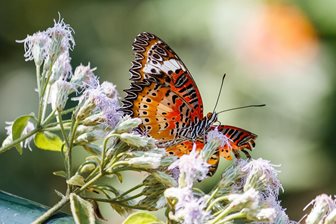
[205,112,218,128]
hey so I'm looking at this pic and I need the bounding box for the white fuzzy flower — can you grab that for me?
[46,16,75,57]
[72,63,99,89]
[49,79,75,111]
[16,31,51,66]
[304,194,336,224]
[165,187,210,224]
[242,159,282,198]
[2,121,35,150]
[245,207,277,222]
[127,155,162,169]
[50,52,72,83]
[120,133,156,148]
[227,188,260,211]
[75,85,122,128]
[207,128,231,148]
[101,81,118,100]
[168,144,209,187]
[263,196,293,223]
[325,208,336,224]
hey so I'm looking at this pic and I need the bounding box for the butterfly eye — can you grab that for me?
[206,112,213,119]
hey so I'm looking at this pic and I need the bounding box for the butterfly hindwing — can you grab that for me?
[214,125,257,160]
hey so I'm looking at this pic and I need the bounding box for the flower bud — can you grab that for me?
[71,63,98,89]
[114,116,142,134]
[49,79,75,111]
[152,171,177,187]
[101,81,118,99]
[120,133,156,148]
[127,156,162,169]
[226,189,260,211]
[245,207,276,223]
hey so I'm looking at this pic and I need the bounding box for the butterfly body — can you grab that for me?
[122,32,258,174]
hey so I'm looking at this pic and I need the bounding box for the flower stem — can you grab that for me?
[206,195,228,212]
[0,128,40,154]
[212,212,246,224]
[32,195,69,224]
[33,169,104,223]
[208,204,234,224]
[57,111,70,148]
[36,65,41,97]
[41,83,51,121]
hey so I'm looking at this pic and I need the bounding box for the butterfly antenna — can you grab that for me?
[213,73,226,113]
[217,104,266,114]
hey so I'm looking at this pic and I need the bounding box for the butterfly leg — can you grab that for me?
[241,149,251,159]
[233,149,241,159]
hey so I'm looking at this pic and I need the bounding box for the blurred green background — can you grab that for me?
[1,0,336,222]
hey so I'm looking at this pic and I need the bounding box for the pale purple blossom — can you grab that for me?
[242,159,282,198]
[75,85,122,128]
[16,31,51,66]
[120,133,156,148]
[304,194,336,224]
[263,195,293,223]
[50,52,72,83]
[2,121,35,150]
[48,79,75,111]
[72,63,99,89]
[127,155,162,169]
[245,207,277,223]
[168,144,209,187]
[165,187,210,224]
[227,188,260,211]
[46,16,75,56]
[101,81,119,100]
[207,127,231,148]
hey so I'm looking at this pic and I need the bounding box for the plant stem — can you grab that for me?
[212,212,246,224]
[41,83,51,121]
[206,195,228,212]
[115,184,143,200]
[33,169,104,223]
[32,195,69,224]
[36,65,41,97]
[42,110,56,126]
[57,111,70,149]
[208,204,234,224]
[206,188,219,207]
[0,128,40,154]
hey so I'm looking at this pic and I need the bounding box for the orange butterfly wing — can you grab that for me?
[124,32,203,120]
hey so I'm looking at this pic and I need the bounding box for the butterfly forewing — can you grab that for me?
[124,81,196,142]
[126,32,204,120]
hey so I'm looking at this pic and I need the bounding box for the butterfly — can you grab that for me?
[122,32,257,175]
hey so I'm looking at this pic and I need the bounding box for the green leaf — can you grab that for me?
[115,172,123,183]
[70,193,95,224]
[67,174,85,186]
[34,131,63,151]
[12,115,33,154]
[123,212,162,224]
[53,170,67,178]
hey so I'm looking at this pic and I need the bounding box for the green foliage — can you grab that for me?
[70,193,95,224]
[12,114,33,154]
[34,131,63,151]
[122,212,163,224]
